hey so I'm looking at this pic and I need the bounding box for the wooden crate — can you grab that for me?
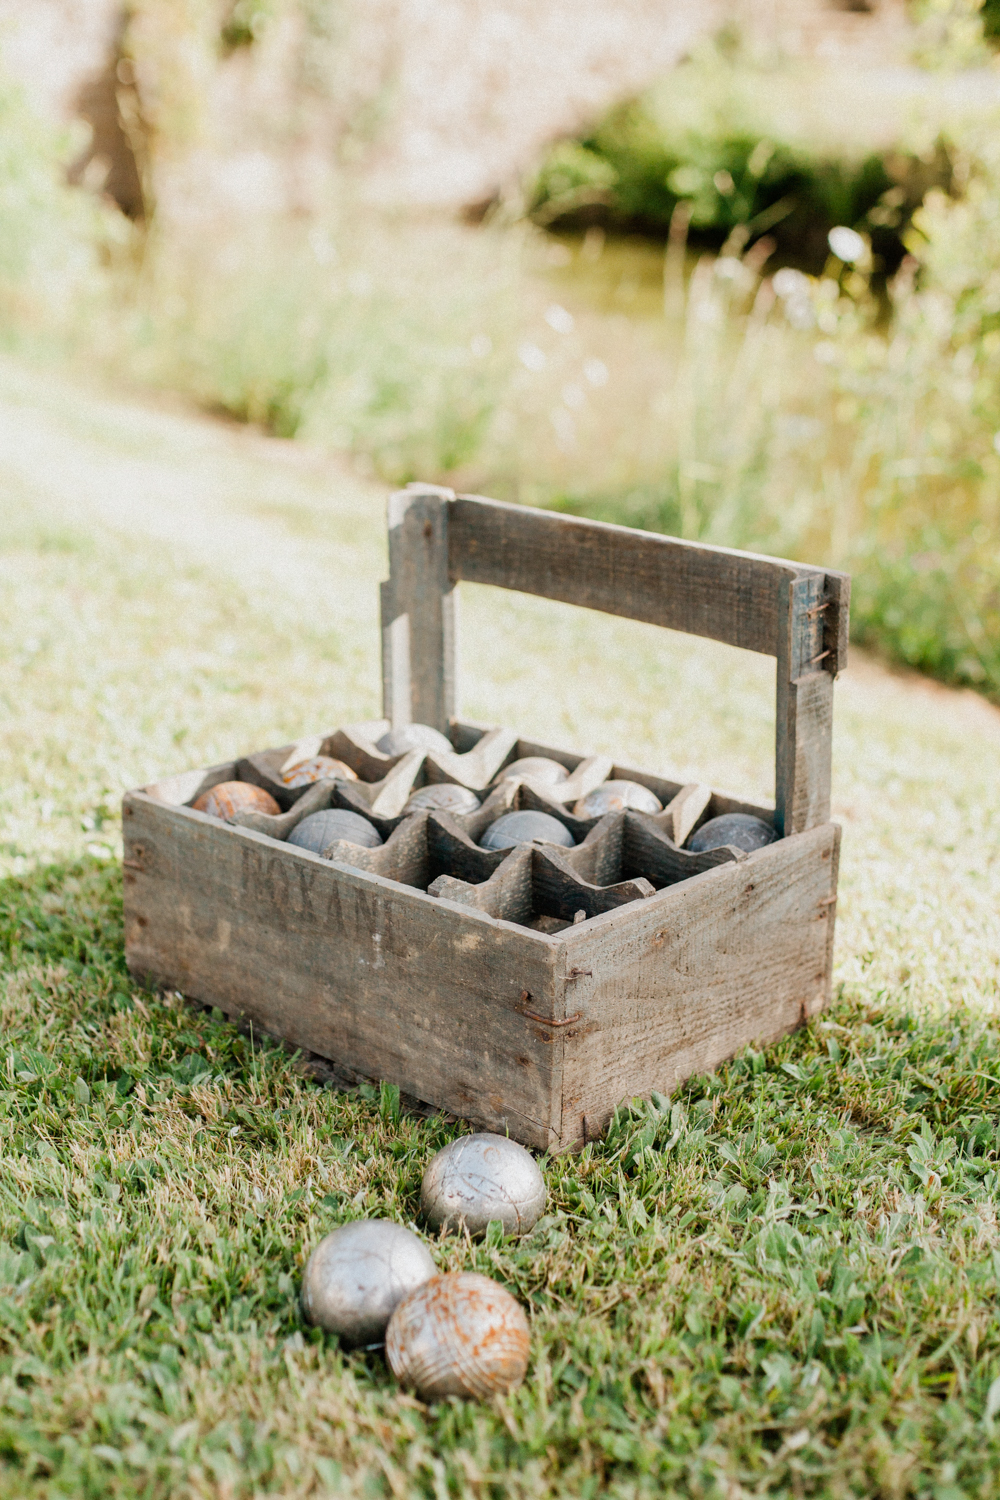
[123,488,849,1151]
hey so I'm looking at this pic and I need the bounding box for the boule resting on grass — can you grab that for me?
[301,1219,436,1347]
[385,1271,530,1401]
[421,1132,547,1238]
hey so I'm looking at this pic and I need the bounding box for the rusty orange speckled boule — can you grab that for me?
[385,1272,530,1401]
[191,782,280,820]
[279,755,358,788]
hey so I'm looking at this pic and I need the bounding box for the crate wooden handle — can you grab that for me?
[380,486,850,837]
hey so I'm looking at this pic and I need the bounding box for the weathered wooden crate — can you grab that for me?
[123,487,849,1151]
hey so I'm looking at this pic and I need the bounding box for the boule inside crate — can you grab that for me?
[123,488,849,1151]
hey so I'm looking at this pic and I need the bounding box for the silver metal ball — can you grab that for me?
[687,813,777,853]
[386,1272,530,1400]
[421,1132,547,1237]
[376,723,453,756]
[287,809,383,854]
[480,811,574,851]
[494,756,569,786]
[573,780,663,818]
[404,784,481,816]
[301,1220,437,1347]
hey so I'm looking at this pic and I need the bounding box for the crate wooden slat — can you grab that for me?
[125,486,848,1150]
[381,488,848,837]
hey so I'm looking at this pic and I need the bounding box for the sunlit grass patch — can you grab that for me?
[3,852,1000,1497]
[0,371,996,1491]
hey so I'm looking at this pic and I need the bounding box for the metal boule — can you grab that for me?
[421,1132,547,1237]
[301,1219,437,1347]
[376,723,453,756]
[573,780,662,817]
[385,1271,530,1400]
[288,809,383,854]
[493,756,569,786]
[192,781,280,819]
[404,784,481,816]
[280,755,358,788]
[479,811,574,850]
[687,813,777,853]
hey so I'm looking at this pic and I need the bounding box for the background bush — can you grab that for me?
[0,38,998,698]
[528,44,947,276]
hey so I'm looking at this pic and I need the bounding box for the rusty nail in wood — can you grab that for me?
[520,1008,582,1028]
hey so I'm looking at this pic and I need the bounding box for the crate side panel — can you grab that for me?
[123,795,563,1148]
[556,823,839,1147]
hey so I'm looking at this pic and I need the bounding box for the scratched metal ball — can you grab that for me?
[404,784,481,816]
[376,723,453,756]
[421,1132,547,1238]
[480,811,574,851]
[301,1220,437,1348]
[280,755,358,788]
[687,813,778,853]
[386,1272,530,1400]
[288,809,383,854]
[572,780,663,818]
[494,756,569,786]
[192,781,280,819]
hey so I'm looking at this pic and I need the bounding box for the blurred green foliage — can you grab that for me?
[533,116,902,275]
[837,126,1000,690]
[220,0,275,50]
[129,217,517,483]
[0,33,998,698]
[910,0,998,64]
[529,48,944,274]
[3,851,1000,1496]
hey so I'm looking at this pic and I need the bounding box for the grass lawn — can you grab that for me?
[2,355,1000,1498]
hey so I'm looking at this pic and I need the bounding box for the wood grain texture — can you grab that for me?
[425,812,511,883]
[448,493,848,659]
[554,821,840,1148]
[123,791,564,1148]
[430,846,534,924]
[775,573,834,836]
[662,783,713,847]
[317,811,432,888]
[550,809,742,889]
[620,813,744,886]
[823,568,852,678]
[429,841,656,926]
[532,846,655,921]
[381,486,455,734]
[423,726,519,791]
